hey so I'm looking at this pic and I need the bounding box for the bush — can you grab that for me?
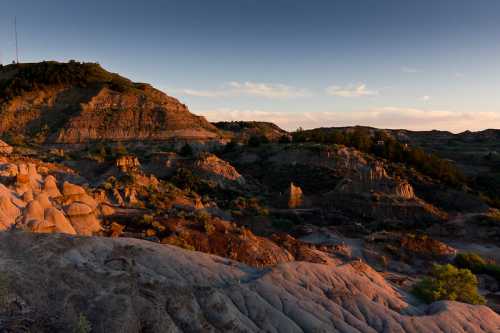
[455,252,500,281]
[74,313,92,333]
[113,143,128,157]
[454,253,486,271]
[247,135,269,147]
[179,144,193,157]
[278,135,291,144]
[412,264,485,305]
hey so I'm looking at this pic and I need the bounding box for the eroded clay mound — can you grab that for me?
[0,232,497,332]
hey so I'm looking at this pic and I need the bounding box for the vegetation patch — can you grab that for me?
[412,263,485,305]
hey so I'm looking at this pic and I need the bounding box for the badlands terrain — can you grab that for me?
[0,61,499,332]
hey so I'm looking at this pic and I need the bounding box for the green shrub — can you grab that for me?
[455,252,500,281]
[74,313,92,333]
[454,253,486,271]
[194,210,210,224]
[113,143,128,157]
[412,264,485,305]
[203,221,216,235]
[141,214,154,225]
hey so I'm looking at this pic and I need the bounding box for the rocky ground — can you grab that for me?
[0,232,498,333]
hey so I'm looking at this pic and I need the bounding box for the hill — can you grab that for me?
[213,121,290,142]
[0,61,220,144]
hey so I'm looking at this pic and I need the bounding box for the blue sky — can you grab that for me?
[1,0,500,132]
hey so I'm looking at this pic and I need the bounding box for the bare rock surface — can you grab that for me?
[288,182,304,208]
[193,153,246,187]
[0,232,498,332]
[0,140,13,155]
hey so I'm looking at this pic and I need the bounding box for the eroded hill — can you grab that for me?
[0,61,219,144]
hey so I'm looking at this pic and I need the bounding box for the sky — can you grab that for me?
[1,0,500,132]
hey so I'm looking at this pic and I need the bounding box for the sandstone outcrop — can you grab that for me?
[0,160,102,235]
[65,202,101,235]
[193,153,246,187]
[0,232,497,332]
[115,155,141,173]
[287,182,303,208]
[0,140,13,154]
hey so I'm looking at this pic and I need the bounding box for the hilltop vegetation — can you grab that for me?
[293,126,466,186]
[0,61,141,102]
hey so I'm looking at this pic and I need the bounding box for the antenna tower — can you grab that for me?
[14,16,19,63]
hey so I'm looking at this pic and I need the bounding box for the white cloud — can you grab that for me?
[401,66,419,73]
[176,81,309,99]
[201,107,500,133]
[325,84,378,98]
[421,95,430,101]
[178,89,225,98]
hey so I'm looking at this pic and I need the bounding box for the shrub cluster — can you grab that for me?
[412,263,485,305]
[454,252,500,281]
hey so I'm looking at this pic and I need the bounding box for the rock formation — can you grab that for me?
[193,153,246,187]
[0,140,13,154]
[287,182,303,208]
[115,155,141,173]
[0,232,497,332]
[0,61,220,144]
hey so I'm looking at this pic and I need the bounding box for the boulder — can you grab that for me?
[194,153,246,187]
[0,194,20,230]
[0,140,13,155]
[44,207,76,235]
[22,190,34,202]
[43,175,62,198]
[34,192,53,210]
[23,200,45,225]
[76,194,99,210]
[65,202,101,236]
[62,181,86,197]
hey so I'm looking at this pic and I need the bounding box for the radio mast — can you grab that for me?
[14,16,19,63]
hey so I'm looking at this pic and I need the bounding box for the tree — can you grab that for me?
[179,143,193,157]
[247,135,268,147]
[412,264,485,305]
[278,135,291,144]
[113,142,128,157]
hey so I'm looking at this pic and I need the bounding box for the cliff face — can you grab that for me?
[0,61,219,143]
